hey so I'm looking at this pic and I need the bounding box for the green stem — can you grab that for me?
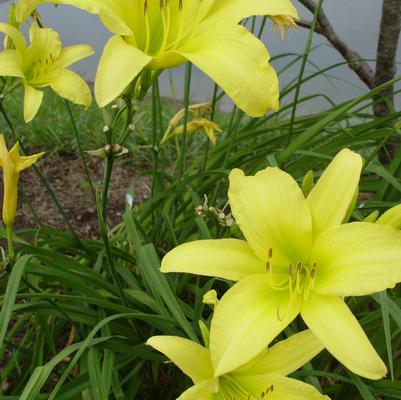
[0,102,81,243]
[101,154,114,218]
[98,107,132,307]
[6,224,14,261]
[177,63,193,181]
[202,83,219,172]
[286,0,325,147]
[64,100,96,204]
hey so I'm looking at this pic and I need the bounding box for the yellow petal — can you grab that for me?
[23,84,44,123]
[50,69,92,107]
[146,336,212,384]
[206,0,299,25]
[306,149,363,238]
[16,0,133,35]
[176,379,215,400]
[234,374,329,400]
[28,22,62,59]
[0,135,17,226]
[228,167,312,267]
[376,204,401,229]
[233,330,323,377]
[58,44,95,68]
[312,222,401,296]
[301,293,387,380]
[161,239,264,281]
[15,153,45,173]
[0,135,12,170]
[178,25,279,117]
[94,36,152,107]
[8,141,44,173]
[0,22,26,57]
[210,274,300,376]
[0,50,24,77]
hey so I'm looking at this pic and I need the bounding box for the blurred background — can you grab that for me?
[1,0,400,112]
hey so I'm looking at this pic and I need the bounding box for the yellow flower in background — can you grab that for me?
[162,149,401,379]
[16,0,298,116]
[148,330,329,399]
[0,22,94,122]
[0,134,44,227]
[161,102,222,145]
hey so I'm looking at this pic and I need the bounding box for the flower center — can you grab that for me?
[265,249,317,301]
[27,53,61,86]
[140,0,206,55]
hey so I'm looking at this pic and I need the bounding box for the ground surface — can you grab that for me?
[12,154,151,238]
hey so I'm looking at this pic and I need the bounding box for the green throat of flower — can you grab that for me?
[26,53,61,86]
[220,375,276,400]
[130,0,205,58]
[266,248,317,301]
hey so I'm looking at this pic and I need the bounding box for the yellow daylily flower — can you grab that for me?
[162,103,222,145]
[0,134,44,226]
[0,22,94,122]
[162,149,401,379]
[148,330,329,400]
[16,0,298,116]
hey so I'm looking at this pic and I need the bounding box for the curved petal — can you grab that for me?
[228,167,312,267]
[58,44,95,68]
[205,0,299,25]
[28,22,62,59]
[147,336,212,384]
[23,84,44,123]
[50,69,92,107]
[235,374,329,400]
[0,50,24,78]
[94,36,152,107]
[178,25,279,117]
[15,0,132,35]
[210,274,300,376]
[0,23,26,57]
[176,379,216,400]
[161,239,264,281]
[376,203,401,229]
[312,222,401,296]
[301,294,387,380]
[306,149,363,238]
[233,330,323,377]
[15,153,45,173]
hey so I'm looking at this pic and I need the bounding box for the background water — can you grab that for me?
[0,1,400,112]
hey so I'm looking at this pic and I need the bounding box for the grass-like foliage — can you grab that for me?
[0,12,400,400]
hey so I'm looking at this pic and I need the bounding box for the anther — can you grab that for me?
[268,248,273,259]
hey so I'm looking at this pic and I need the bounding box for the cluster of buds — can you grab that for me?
[161,102,222,146]
[195,195,234,228]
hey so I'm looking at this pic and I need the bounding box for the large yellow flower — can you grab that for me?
[148,330,329,399]
[16,0,298,116]
[162,149,401,380]
[0,22,93,122]
[0,134,44,227]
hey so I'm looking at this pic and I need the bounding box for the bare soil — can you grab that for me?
[11,154,151,238]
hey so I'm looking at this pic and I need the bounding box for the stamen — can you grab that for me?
[296,261,302,293]
[288,264,293,296]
